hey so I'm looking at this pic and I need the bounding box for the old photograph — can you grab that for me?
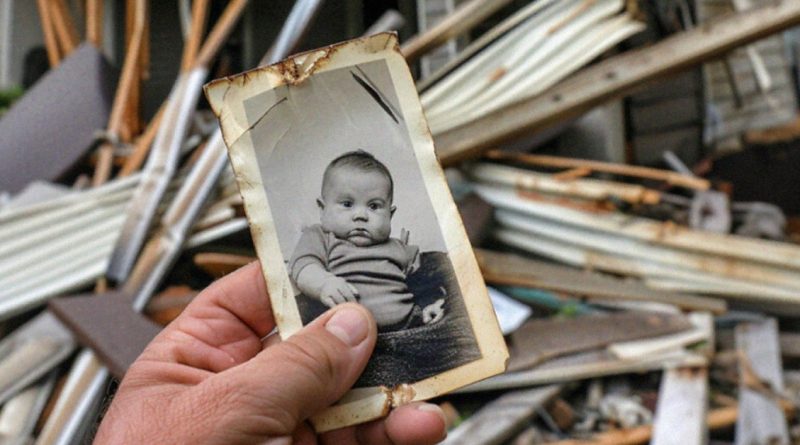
[205,33,507,430]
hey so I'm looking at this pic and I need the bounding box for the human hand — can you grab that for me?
[422,298,445,325]
[94,262,446,444]
[319,275,359,307]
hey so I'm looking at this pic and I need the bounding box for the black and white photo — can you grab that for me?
[205,33,507,431]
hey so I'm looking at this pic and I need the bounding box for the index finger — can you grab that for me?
[184,261,275,338]
[140,261,275,372]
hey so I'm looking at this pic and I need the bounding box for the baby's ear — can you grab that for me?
[316,197,325,210]
[390,204,396,216]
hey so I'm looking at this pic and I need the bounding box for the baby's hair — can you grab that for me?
[322,150,394,200]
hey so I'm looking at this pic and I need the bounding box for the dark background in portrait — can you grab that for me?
[243,59,480,387]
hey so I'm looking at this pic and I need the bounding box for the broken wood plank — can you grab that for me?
[547,405,735,445]
[441,385,562,445]
[434,1,800,165]
[49,0,79,56]
[106,0,248,282]
[0,371,56,443]
[401,0,514,63]
[735,318,789,445]
[424,1,643,134]
[180,0,210,72]
[92,0,147,186]
[36,0,61,67]
[475,249,727,313]
[494,223,800,306]
[466,162,662,205]
[650,367,709,445]
[416,0,558,91]
[476,183,800,272]
[609,312,713,360]
[509,311,692,371]
[461,348,706,393]
[86,0,104,48]
[0,313,74,406]
[49,293,162,379]
[484,150,709,190]
[493,208,800,292]
[117,103,166,177]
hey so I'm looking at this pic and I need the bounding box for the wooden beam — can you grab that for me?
[86,0,104,48]
[193,0,249,69]
[508,311,692,371]
[461,348,706,393]
[36,0,61,67]
[49,0,79,56]
[650,367,709,445]
[181,0,211,72]
[735,318,789,445]
[434,0,800,166]
[485,150,710,190]
[117,104,166,177]
[475,249,727,313]
[466,162,662,205]
[401,0,514,63]
[93,0,147,186]
[442,385,562,445]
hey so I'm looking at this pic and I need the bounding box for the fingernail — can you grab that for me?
[416,403,446,419]
[326,307,369,347]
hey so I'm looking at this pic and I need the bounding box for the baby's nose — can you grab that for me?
[352,207,368,220]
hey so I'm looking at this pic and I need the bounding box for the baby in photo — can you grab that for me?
[289,150,445,332]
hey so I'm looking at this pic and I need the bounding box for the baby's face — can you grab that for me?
[319,167,395,247]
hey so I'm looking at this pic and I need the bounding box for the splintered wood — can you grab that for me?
[735,319,789,445]
[434,1,800,165]
[650,367,709,445]
[508,312,693,371]
[441,385,562,445]
[475,249,726,313]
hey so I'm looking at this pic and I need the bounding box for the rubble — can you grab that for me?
[0,0,799,443]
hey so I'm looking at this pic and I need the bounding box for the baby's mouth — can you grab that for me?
[348,228,371,237]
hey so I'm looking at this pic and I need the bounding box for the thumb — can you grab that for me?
[208,303,377,438]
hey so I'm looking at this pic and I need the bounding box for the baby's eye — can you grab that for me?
[369,202,382,211]
[341,200,353,208]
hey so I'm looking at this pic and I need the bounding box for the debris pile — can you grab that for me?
[1,0,800,444]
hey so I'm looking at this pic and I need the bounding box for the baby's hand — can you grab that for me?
[422,298,445,325]
[319,276,359,307]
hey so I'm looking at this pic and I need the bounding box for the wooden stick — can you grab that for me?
[49,0,79,55]
[650,367,708,445]
[466,162,662,205]
[194,0,249,69]
[36,0,61,67]
[735,319,789,445]
[401,0,515,63]
[434,1,800,166]
[86,0,104,47]
[118,104,167,177]
[475,249,727,313]
[486,150,710,190]
[92,0,147,186]
[477,183,800,272]
[181,0,211,72]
